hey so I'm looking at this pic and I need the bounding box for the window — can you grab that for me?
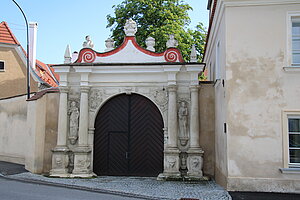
[288,116,300,167]
[0,60,4,71]
[292,18,300,65]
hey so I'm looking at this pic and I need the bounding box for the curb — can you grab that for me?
[0,174,170,200]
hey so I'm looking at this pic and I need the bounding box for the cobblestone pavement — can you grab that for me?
[7,173,231,200]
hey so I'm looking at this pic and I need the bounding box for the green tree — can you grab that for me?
[106,0,207,62]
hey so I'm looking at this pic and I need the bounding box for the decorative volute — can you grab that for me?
[83,35,94,49]
[166,34,178,48]
[64,44,72,64]
[124,19,137,36]
[146,36,155,51]
[190,44,197,62]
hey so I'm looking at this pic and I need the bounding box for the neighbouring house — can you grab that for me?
[0,21,59,99]
[0,21,59,173]
[204,0,300,193]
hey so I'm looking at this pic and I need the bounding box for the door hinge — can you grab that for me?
[224,123,227,134]
[222,79,225,87]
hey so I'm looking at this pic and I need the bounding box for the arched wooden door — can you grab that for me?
[93,94,164,177]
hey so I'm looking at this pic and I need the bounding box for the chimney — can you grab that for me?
[29,22,38,70]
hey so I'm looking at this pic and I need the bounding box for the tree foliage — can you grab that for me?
[106,0,207,62]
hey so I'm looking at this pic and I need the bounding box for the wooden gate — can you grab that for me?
[93,94,164,177]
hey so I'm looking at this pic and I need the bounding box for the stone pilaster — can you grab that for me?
[158,85,181,180]
[186,85,204,179]
[50,86,69,177]
[72,86,95,177]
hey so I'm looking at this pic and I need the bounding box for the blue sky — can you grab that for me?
[3,0,209,64]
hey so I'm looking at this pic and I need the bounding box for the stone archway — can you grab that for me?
[93,93,164,177]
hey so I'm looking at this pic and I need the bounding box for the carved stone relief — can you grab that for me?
[89,89,103,111]
[151,88,168,112]
[188,156,203,175]
[54,154,69,169]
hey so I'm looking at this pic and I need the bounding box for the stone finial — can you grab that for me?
[104,38,115,52]
[124,19,137,36]
[83,35,94,48]
[146,36,155,51]
[166,34,178,48]
[190,44,197,62]
[64,44,72,64]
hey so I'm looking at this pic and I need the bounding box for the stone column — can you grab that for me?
[189,86,200,148]
[50,86,70,177]
[72,86,94,177]
[158,85,181,180]
[186,85,204,179]
[168,85,178,148]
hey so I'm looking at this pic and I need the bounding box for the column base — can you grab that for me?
[49,146,70,177]
[72,146,93,176]
[187,147,204,178]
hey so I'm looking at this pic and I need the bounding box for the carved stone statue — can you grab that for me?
[146,36,155,51]
[105,38,115,52]
[82,35,94,49]
[166,34,178,48]
[124,19,137,36]
[178,101,188,138]
[69,101,79,145]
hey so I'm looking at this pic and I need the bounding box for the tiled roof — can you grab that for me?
[0,21,20,45]
[0,21,59,87]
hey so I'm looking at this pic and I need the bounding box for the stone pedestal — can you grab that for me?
[158,148,181,180]
[50,146,69,177]
[72,146,95,177]
[186,148,204,179]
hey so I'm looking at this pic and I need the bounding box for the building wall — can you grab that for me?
[0,92,58,174]
[205,5,228,188]
[26,92,59,174]
[225,2,300,192]
[0,46,38,99]
[0,95,28,164]
[199,83,215,178]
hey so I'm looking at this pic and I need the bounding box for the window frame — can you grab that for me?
[282,110,300,169]
[286,12,300,70]
[0,60,4,72]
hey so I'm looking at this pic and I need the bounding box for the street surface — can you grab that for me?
[0,177,141,200]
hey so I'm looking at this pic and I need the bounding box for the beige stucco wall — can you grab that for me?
[43,93,59,173]
[0,92,58,174]
[0,46,38,99]
[26,92,59,174]
[225,3,300,192]
[0,95,28,164]
[199,83,215,178]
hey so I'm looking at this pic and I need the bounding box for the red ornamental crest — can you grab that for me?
[164,49,179,62]
[82,49,96,63]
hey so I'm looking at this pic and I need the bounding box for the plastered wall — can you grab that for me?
[225,3,300,192]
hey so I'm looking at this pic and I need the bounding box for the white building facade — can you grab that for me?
[205,0,300,193]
